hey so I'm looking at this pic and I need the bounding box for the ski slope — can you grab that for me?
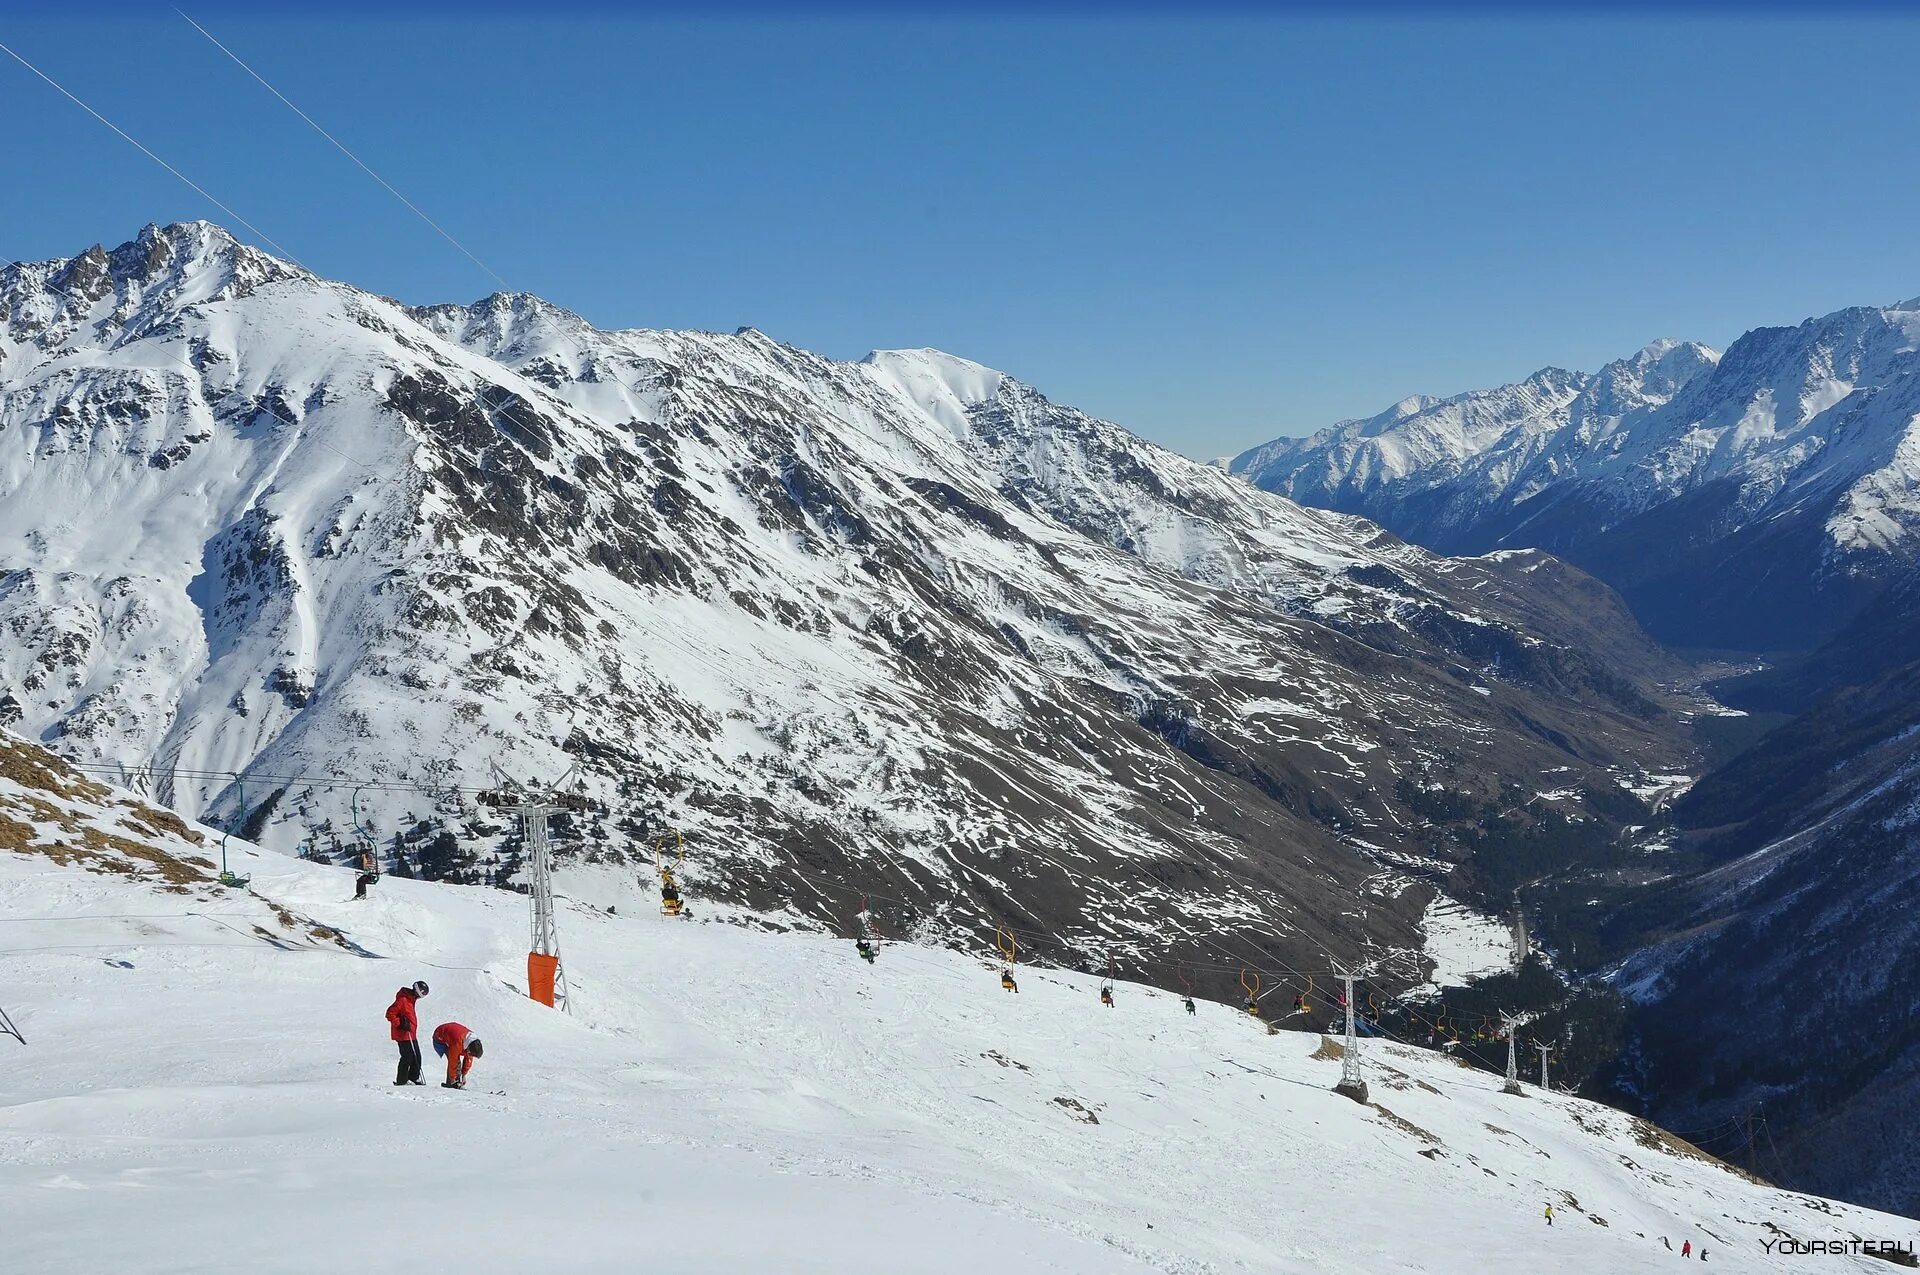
[0,755,1907,1273]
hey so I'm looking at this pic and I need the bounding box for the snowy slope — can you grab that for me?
[1,739,1905,1274]
[0,223,1696,988]
[1233,306,1920,648]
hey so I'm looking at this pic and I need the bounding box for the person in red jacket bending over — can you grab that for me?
[385,980,429,1085]
[432,1021,485,1089]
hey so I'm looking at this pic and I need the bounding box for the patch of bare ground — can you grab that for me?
[120,805,203,845]
[0,812,37,853]
[1369,1102,1441,1145]
[0,737,356,951]
[79,826,211,888]
[1052,1096,1099,1124]
[1631,1117,1771,1186]
[1372,1064,1414,1091]
[1570,1108,1615,1138]
[1373,1065,1445,1095]
[0,737,215,890]
[0,736,108,802]
[2,823,206,891]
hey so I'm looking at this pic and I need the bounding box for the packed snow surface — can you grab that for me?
[0,767,1905,1273]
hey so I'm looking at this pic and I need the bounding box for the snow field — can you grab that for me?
[1,831,1906,1274]
[1419,896,1518,986]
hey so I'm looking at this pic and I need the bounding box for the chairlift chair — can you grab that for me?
[996,926,1019,993]
[217,776,251,889]
[657,834,687,917]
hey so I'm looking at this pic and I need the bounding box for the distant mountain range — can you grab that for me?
[1233,304,1920,650]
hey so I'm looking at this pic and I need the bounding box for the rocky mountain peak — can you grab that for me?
[409,289,592,351]
[4,221,302,350]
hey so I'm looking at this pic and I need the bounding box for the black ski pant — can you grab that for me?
[395,1038,422,1084]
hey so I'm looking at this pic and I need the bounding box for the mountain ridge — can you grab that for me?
[0,221,1695,998]
[1232,301,1920,648]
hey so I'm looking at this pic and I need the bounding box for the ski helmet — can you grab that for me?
[466,1038,483,1058]
[413,980,429,997]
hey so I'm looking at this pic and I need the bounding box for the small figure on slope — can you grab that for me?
[432,1021,485,1089]
[386,980,429,1085]
[1543,1204,1553,1227]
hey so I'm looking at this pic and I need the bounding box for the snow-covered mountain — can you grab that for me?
[3,733,1906,1274]
[1232,305,1920,649]
[0,222,1696,993]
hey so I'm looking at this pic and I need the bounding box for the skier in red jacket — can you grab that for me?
[432,1021,484,1089]
[385,980,429,1085]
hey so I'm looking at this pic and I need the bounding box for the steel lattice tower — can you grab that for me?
[1501,1010,1525,1095]
[521,797,569,1013]
[1332,963,1369,1103]
[483,767,589,1016]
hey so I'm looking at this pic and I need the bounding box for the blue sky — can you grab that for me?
[4,6,1919,458]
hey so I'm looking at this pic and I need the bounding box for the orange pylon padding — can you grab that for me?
[527,951,560,1007]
